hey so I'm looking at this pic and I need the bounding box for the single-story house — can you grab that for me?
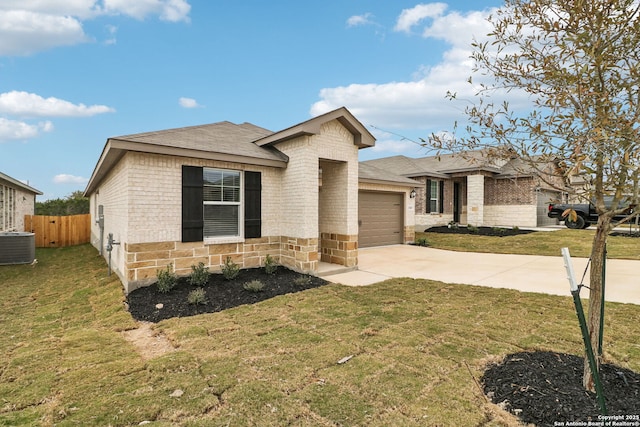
[0,171,42,232]
[361,150,564,230]
[84,107,417,292]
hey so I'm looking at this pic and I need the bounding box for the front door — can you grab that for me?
[453,182,461,223]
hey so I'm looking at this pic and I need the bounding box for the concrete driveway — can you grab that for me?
[322,245,640,305]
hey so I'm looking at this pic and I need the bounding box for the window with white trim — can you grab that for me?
[203,168,242,238]
[429,180,439,213]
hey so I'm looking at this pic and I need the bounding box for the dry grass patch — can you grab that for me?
[1,244,639,426]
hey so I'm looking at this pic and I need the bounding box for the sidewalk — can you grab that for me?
[322,245,640,305]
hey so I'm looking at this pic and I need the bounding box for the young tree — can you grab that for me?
[432,0,640,391]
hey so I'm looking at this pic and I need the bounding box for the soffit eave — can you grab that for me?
[358,177,421,187]
[84,139,288,196]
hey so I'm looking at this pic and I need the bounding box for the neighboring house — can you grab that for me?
[0,171,42,232]
[362,150,564,230]
[84,107,416,292]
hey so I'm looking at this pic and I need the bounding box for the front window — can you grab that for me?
[203,168,241,238]
[429,180,439,213]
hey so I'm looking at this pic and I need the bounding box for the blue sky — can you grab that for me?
[0,0,504,200]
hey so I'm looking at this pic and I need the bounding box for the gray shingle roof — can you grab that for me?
[360,155,425,176]
[361,149,525,179]
[0,171,42,195]
[358,163,421,186]
[84,107,380,196]
[112,121,288,163]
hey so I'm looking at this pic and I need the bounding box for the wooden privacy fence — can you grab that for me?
[24,214,91,248]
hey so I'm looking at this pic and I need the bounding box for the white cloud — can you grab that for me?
[102,0,191,22]
[104,24,118,45]
[179,97,201,108]
[0,0,191,21]
[0,11,87,56]
[53,174,89,184]
[347,13,374,28]
[394,3,448,33]
[312,79,470,129]
[0,118,53,141]
[0,91,115,118]
[0,1,101,20]
[369,137,421,154]
[312,5,520,137]
[0,0,191,55]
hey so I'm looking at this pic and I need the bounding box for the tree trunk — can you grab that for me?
[583,217,610,391]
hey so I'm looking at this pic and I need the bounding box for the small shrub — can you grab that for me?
[447,221,459,229]
[415,237,429,247]
[467,225,479,234]
[188,262,209,286]
[492,227,506,235]
[156,263,177,293]
[512,225,520,232]
[221,256,240,280]
[264,254,278,275]
[243,279,265,292]
[187,288,208,305]
[293,276,312,286]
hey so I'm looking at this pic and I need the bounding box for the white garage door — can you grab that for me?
[358,191,404,248]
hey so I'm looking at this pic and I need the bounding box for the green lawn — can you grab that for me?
[1,243,639,426]
[417,227,640,259]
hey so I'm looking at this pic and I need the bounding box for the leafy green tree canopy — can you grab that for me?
[36,191,89,216]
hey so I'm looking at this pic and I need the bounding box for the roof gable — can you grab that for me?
[0,171,42,195]
[253,107,375,148]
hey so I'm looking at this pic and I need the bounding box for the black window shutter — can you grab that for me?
[182,166,203,242]
[439,181,445,214]
[244,171,261,238]
[426,179,432,213]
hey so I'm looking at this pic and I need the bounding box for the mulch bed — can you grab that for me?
[483,351,640,426]
[126,266,329,323]
[610,231,640,238]
[424,225,537,236]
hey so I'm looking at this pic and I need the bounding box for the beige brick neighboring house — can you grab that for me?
[84,107,416,293]
[362,151,565,230]
[0,171,42,232]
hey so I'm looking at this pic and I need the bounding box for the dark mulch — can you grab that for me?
[424,225,537,236]
[610,231,640,238]
[483,351,640,426]
[127,266,329,323]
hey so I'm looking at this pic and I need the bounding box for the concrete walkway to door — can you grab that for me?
[322,245,640,305]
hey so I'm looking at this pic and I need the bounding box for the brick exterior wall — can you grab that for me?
[89,118,378,292]
[415,213,454,230]
[320,233,357,267]
[466,174,485,226]
[413,177,468,230]
[276,121,360,267]
[411,173,562,229]
[409,164,564,230]
[484,177,535,205]
[483,205,538,227]
[124,236,290,293]
[89,151,287,291]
